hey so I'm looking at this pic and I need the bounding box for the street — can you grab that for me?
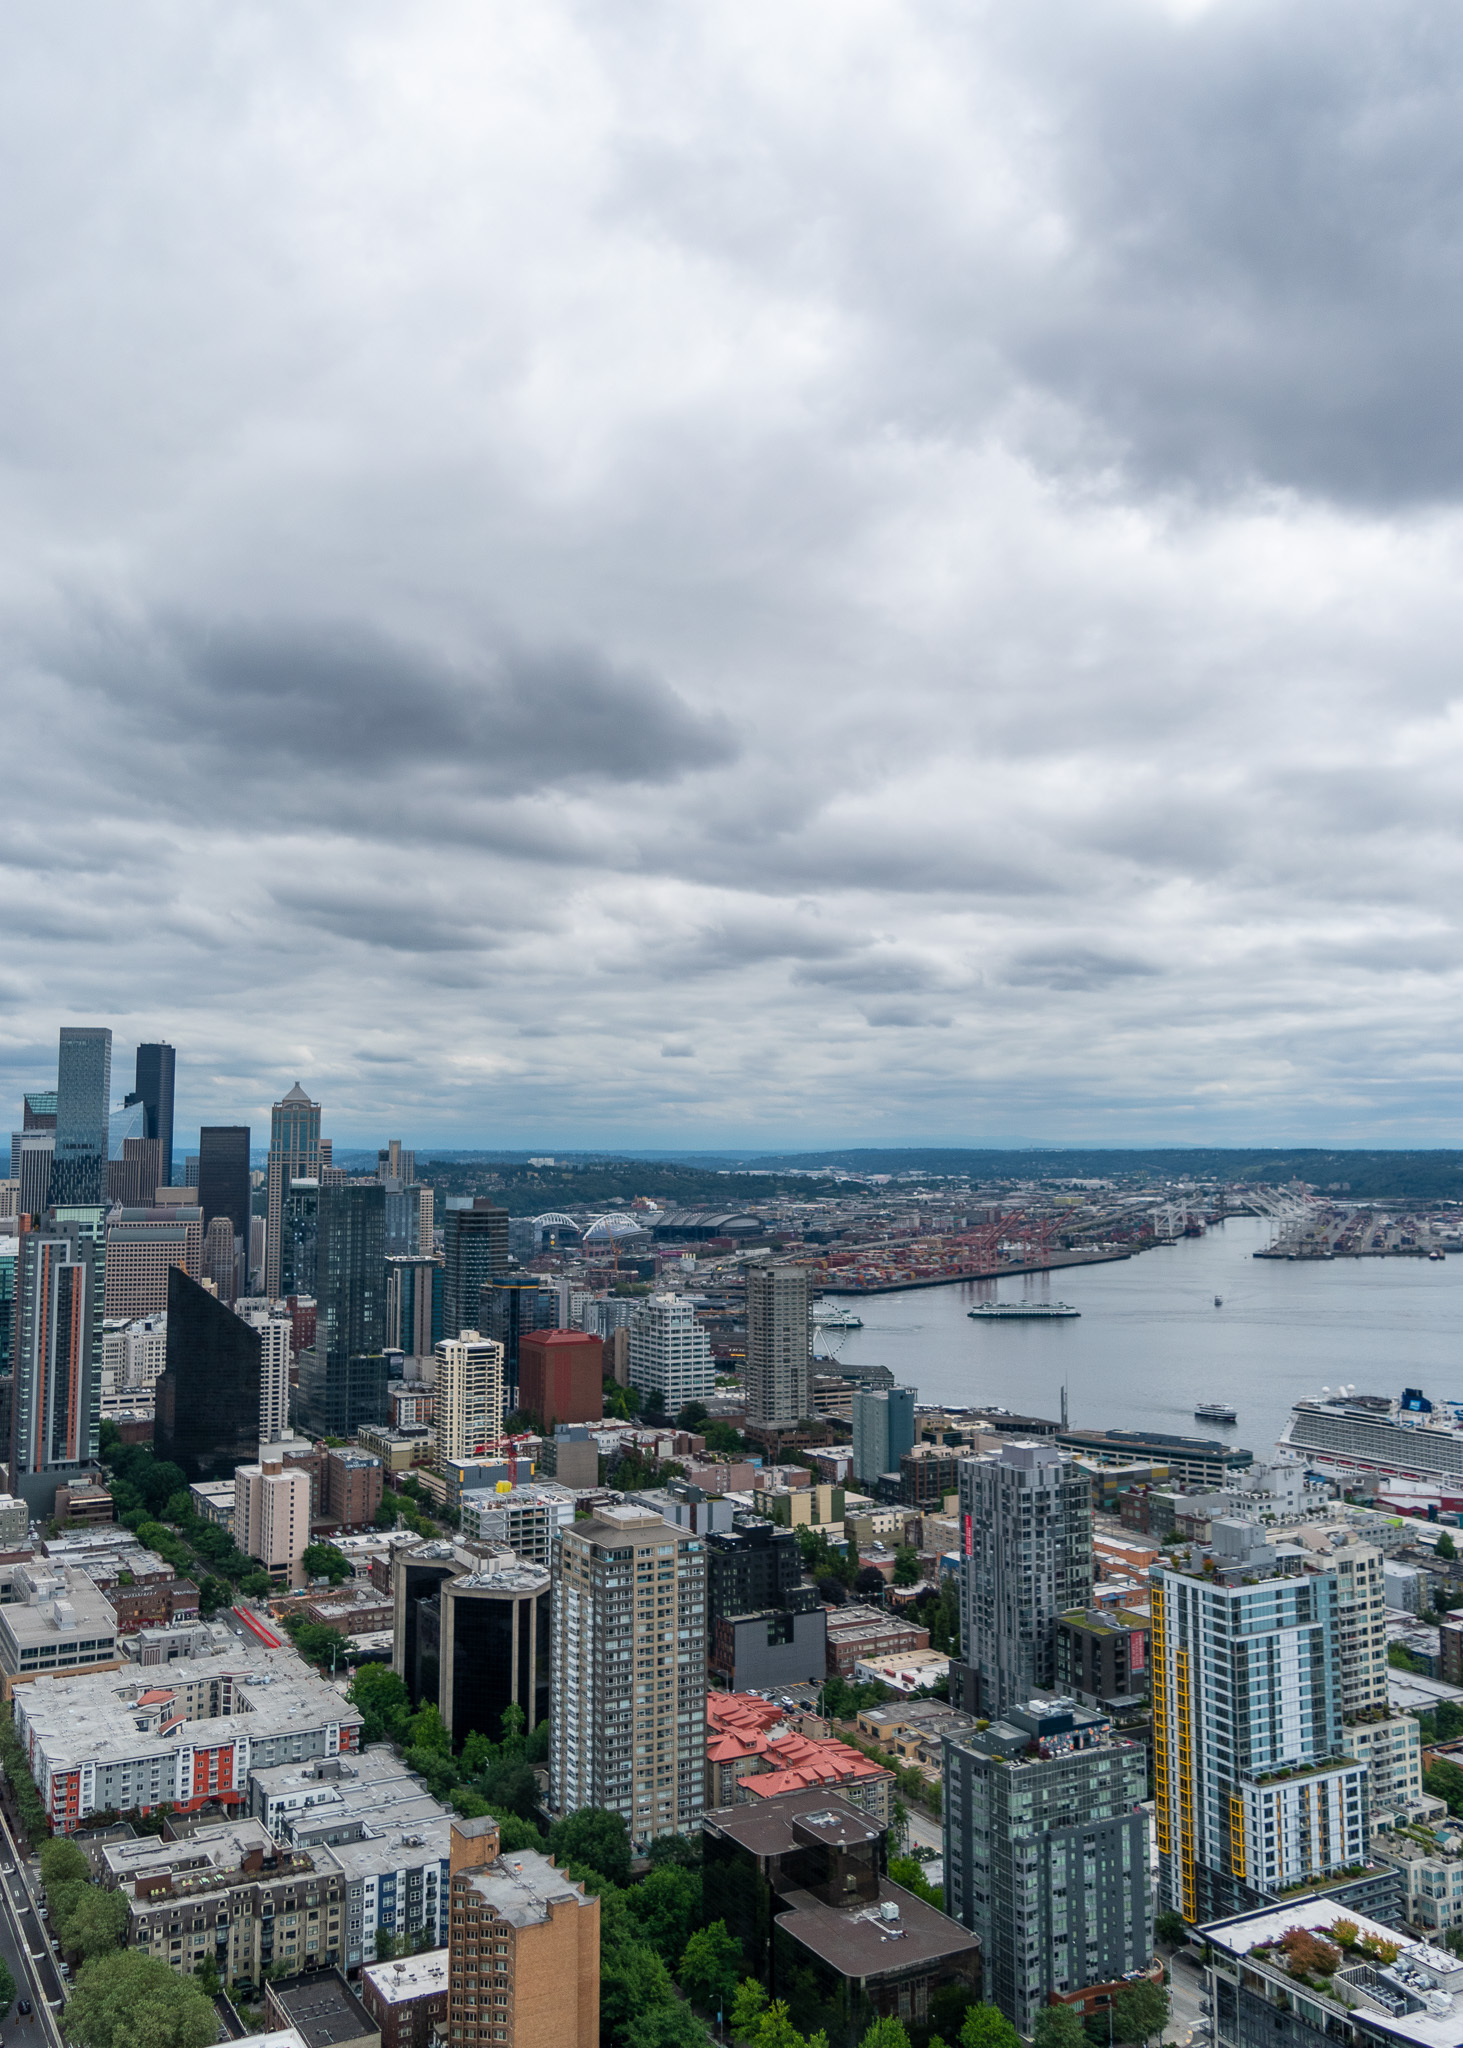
[1163,1950,1209,2047]
[0,1801,66,2048]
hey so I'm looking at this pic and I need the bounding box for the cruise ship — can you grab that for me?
[1279,1385,1463,1490]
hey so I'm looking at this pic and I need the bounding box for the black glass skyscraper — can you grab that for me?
[482,1276,554,1407]
[297,1181,387,1435]
[51,1027,111,1207]
[442,1199,509,1337]
[281,1179,320,1298]
[133,1043,176,1187]
[197,1126,251,1252]
[156,1266,262,1479]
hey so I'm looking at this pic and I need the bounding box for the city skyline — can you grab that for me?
[3,10,1463,1149]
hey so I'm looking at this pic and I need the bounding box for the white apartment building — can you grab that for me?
[235,1457,311,1584]
[459,1484,577,1566]
[237,1302,293,1443]
[550,1501,706,1847]
[626,1295,714,1413]
[100,1314,168,1415]
[433,1331,505,1469]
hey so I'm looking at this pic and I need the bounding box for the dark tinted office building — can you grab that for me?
[707,1517,804,1628]
[155,1266,262,1479]
[281,1179,319,1298]
[393,1543,461,1708]
[387,1255,443,1359]
[391,1542,550,1743]
[481,1276,554,1405]
[134,1043,176,1186]
[442,1201,509,1338]
[197,1126,251,1252]
[52,1027,111,1206]
[296,1182,387,1435]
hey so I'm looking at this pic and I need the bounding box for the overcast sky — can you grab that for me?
[5,0,1463,1152]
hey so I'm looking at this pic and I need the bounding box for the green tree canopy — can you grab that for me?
[1113,1983,1169,2046]
[41,1837,91,1890]
[55,1885,130,1962]
[730,1980,770,2041]
[625,2006,712,2048]
[0,1957,15,2018]
[626,1864,703,1966]
[348,1664,411,1744]
[1439,1532,1458,1561]
[859,2020,912,2048]
[679,1921,743,2015]
[66,1949,219,2048]
[1033,2005,1088,2048]
[1154,1909,1187,1947]
[547,1807,634,1889]
[301,1542,352,1584]
[960,2006,1022,2048]
[892,1547,921,1588]
[404,1702,453,1754]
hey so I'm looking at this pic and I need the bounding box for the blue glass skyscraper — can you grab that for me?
[51,1027,111,1206]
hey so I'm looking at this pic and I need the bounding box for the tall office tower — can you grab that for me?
[387,1254,444,1362]
[296,1180,386,1437]
[202,1215,239,1303]
[445,1817,601,2048]
[155,1267,262,1478]
[434,1332,506,1468]
[519,1330,603,1429]
[184,1154,200,1187]
[280,1178,319,1298]
[236,1301,293,1442]
[52,1027,111,1206]
[197,1125,250,1277]
[944,1699,1151,2034]
[442,1200,509,1338]
[1151,1546,1367,1925]
[133,1044,176,1186]
[17,1132,53,1219]
[626,1294,715,1414]
[11,1220,99,1513]
[103,1203,204,1315]
[380,1178,422,1258]
[851,1385,917,1486]
[744,1264,811,1430]
[106,1093,146,1156]
[264,1083,320,1298]
[377,1141,416,1186]
[481,1276,554,1404]
[106,1137,162,1207]
[550,1501,707,1845]
[958,1442,1094,1719]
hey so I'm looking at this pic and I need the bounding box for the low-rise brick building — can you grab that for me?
[360,1951,450,2048]
[823,1603,929,1677]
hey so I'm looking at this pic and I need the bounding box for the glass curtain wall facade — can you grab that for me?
[155,1266,263,1479]
[52,1028,111,1206]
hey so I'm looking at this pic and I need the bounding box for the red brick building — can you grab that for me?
[518,1330,604,1428]
[321,1447,383,1530]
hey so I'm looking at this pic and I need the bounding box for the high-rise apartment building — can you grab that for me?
[944,1698,1150,2034]
[442,1201,509,1340]
[744,1264,811,1431]
[434,1333,505,1469]
[52,1027,111,1206]
[133,1044,176,1186]
[387,1255,443,1361]
[550,1501,707,1845]
[296,1181,386,1437]
[626,1294,714,1414]
[155,1267,263,1479]
[11,1220,99,1514]
[1150,1545,1367,1925]
[235,1454,311,1585]
[236,1301,293,1443]
[958,1441,1093,1719]
[265,1084,320,1299]
[1313,1534,1431,1833]
[445,1816,600,2048]
[197,1125,251,1280]
[851,1385,917,1486]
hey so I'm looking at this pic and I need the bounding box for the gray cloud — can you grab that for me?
[3,2,1463,1145]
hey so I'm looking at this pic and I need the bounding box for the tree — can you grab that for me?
[928,1985,976,2043]
[41,1837,90,1890]
[496,1815,546,1854]
[676,1403,710,1432]
[680,1921,743,2015]
[854,1568,887,1601]
[196,1576,234,1617]
[1113,1983,1169,2046]
[290,1622,347,1671]
[859,2021,911,2048]
[960,2007,1022,2048]
[0,1957,15,2019]
[301,1542,351,1584]
[626,2007,712,2048]
[627,1864,702,1966]
[892,1547,921,1588]
[547,1807,634,1888]
[404,1703,452,1754]
[1033,2006,1087,2048]
[239,1570,272,1598]
[375,1927,399,1962]
[66,1949,219,2048]
[1155,1909,1186,1947]
[703,1421,743,1457]
[54,1884,129,1961]
[349,1664,411,1744]
[648,1833,702,1869]
[730,1980,769,2041]
[1440,1532,1458,1561]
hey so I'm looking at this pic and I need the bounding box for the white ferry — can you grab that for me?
[967,1301,1080,1321]
[812,1300,864,1329]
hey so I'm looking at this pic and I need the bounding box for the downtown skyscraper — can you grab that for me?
[51,1027,111,1207]
[957,1440,1093,1718]
[743,1263,811,1433]
[11,1219,99,1513]
[132,1042,176,1186]
[264,1083,320,1298]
